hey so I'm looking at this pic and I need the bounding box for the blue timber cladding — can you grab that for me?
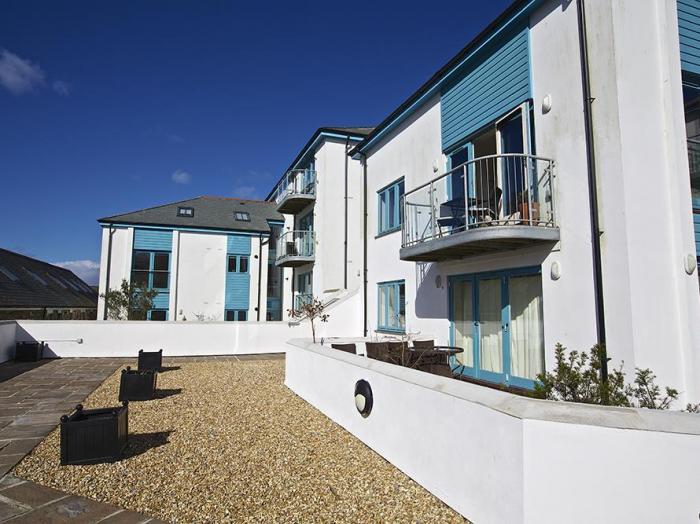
[693,199,700,257]
[133,229,173,251]
[679,0,700,75]
[227,235,251,255]
[441,23,531,151]
[225,235,251,310]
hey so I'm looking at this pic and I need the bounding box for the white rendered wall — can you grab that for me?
[174,231,227,321]
[0,322,16,363]
[285,341,700,524]
[97,226,133,319]
[12,320,296,358]
[582,0,700,400]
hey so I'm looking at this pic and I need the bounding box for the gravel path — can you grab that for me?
[13,359,464,523]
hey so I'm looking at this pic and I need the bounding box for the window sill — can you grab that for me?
[375,227,401,239]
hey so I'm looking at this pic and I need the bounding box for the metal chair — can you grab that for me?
[365,342,390,362]
[331,343,356,354]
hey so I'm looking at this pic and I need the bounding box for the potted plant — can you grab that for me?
[119,366,157,401]
[15,341,44,362]
[138,349,163,372]
[60,402,128,465]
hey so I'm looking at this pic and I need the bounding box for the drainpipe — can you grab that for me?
[576,0,609,394]
[257,233,266,321]
[344,136,350,289]
[103,225,115,320]
[361,152,368,337]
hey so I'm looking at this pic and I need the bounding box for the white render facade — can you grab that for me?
[348,0,700,401]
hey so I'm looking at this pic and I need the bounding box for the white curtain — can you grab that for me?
[479,278,503,373]
[378,287,387,327]
[509,274,544,380]
[453,280,474,367]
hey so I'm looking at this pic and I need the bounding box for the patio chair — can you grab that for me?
[365,342,390,363]
[437,198,466,234]
[412,339,435,350]
[472,187,502,224]
[386,341,409,365]
[331,343,356,354]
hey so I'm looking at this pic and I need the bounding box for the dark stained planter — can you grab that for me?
[15,341,44,362]
[60,402,128,465]
[119,367,157,402]
[137,349,163,372]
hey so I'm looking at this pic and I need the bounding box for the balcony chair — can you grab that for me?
[365,342,390,363]
[437,198,466,235]
[471,187,502,225]
[331,343,356,354]
[386,341,409,366]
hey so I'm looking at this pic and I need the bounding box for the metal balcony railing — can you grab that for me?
[276,230,315,262]
[402,154,556,248]
[273,169,317,205]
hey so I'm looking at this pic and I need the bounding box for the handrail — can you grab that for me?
[276,230,315,259]
[274,169,317,203]
[404,153,555,197]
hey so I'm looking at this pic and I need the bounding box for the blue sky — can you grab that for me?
[0,0,511,283]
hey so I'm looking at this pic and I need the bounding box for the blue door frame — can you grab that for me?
[448,266,541,389]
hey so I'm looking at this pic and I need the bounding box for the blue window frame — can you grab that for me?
[228,255,249,273]
[377,178,405,235]
[377,280,405,332]
[448,266,544,389]
[131,250,170,290]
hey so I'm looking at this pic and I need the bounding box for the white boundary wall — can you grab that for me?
[285,340,700,524]
[1,320,296,359]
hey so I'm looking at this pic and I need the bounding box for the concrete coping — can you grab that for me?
[287,338,700,436]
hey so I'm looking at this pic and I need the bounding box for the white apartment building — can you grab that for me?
[344,0,700,400]
[266,127,371,330]
[96,196,283,322]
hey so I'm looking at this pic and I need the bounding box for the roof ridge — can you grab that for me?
[0,248,80,277]
[201,195,273,204]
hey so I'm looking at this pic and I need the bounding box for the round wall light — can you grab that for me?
[685,254,697,275]
[551,261,562,280]
[354,379,373,418]
[542,94,552,114]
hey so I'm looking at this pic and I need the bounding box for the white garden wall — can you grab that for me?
[9,320,296,359]
[285,340,700,524]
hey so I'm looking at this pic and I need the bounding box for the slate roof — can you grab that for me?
[98,196,284,234]
[0,248,97,309]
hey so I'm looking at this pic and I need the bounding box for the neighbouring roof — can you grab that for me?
[266,126,375,200]
[98,196,284,234]
[351,0,540,156]
[0,248,97,309]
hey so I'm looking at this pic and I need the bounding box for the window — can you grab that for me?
[149,310,167,321]
[378,179,405,235]
[225,309,247,321]
[450,267,544,389]
[177,207,194,217]
[131,251,170,290]
[0,265,18,282]
[234,211,250,221]
[23,268,47,286]
[377,280,405,332]
[228,255,249,273]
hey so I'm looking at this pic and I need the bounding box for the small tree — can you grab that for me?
[287,297,329,344]
[100,279,158,320]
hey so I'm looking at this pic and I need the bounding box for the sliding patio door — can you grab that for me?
[449,267,544,388]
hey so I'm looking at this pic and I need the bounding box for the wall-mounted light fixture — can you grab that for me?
[542,94,552,114]
[551,261,561,281]
[685,254,697,275]
[354,379,373,418]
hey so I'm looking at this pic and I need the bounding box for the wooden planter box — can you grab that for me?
[119,367,157,401]
[137,349,163,372]
[15,341,44,362]
[60,403,128,465]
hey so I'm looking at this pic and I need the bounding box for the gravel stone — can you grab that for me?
[13,360,465,523]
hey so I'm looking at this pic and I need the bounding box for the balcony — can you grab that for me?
[400,154,558,262]
[274,169,316,214]
[275,230,315,267]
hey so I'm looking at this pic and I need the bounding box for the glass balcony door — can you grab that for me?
[449,267,544,389]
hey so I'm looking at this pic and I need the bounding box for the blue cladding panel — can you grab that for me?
[134,229,173,251]
[225,273,250,309]
[694,212,700,256]
[441,23,531,151]
[227,235,251,255]
[679,0,700,75]
[152,292,170,309]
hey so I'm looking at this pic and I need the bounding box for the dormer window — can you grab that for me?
[234,211,250,221]
[177,207,194,217]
